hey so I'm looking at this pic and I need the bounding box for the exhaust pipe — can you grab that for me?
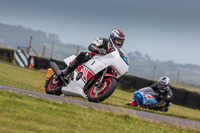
[50,62,62,76]
[49,62,67,85]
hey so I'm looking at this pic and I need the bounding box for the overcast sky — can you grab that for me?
[0,0,200,65]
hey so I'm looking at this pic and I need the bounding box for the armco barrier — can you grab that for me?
[183,91,200,109]
[50,58,67,70]
[118,75,155,90]
[119,75,200,110]
[133,77,154,90]
[33,56,50,70]
[28,56,67,70]
[0,48,14,62]
[170,88,186,105]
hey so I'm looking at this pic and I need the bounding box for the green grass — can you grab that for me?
[0,61,200,132]
[0,61,46,92]
[0,90,199,133]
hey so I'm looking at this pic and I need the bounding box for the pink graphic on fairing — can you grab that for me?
[76,65,94,82]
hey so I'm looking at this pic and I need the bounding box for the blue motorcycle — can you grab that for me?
[127,87,172,112]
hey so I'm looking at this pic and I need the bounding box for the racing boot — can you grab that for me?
[62,52,89,77]
[126,100,137,107]
[62,59,80,76]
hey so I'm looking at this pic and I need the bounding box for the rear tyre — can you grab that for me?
[44,74,63,96]
[87,77,117,103]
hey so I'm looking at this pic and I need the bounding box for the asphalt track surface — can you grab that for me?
[0,85,200,130]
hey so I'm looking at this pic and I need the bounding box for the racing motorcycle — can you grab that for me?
[127,87,172,112]
[44,45,129,103]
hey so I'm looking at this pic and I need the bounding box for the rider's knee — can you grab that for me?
[77,52,87,61]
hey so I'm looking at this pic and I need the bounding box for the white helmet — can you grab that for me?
[158,76,170,91]
[109,29,125,48]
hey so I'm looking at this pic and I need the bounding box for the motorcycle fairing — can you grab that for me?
[75,64,95,83]
[144,94,158,105]
[134,91,158,106]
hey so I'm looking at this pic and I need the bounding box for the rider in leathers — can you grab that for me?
[148,76,173,111]
[62,29,125,76]
[127,76,173,112]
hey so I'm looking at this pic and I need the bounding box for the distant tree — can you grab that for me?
[144,54,151,61]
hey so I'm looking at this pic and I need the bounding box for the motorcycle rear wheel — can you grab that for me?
[44,74,63,95]
[87,77,117,103]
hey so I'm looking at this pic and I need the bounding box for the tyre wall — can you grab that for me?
[0,48,15,62]
[28,56,67,70]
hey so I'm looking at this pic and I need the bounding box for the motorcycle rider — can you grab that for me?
[127,76,173,112]
[62,29,125,76]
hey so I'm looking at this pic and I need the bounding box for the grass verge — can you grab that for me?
[0,90,199,133]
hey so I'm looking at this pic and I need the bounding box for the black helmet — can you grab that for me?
[109,29,125,48]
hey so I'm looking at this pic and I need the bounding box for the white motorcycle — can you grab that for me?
[44,45,129,103]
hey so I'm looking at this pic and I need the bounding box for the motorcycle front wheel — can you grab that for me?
[44,74,63,96]
[87,77,117,103]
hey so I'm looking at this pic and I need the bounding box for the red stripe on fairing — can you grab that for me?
[139,91,145,96]
[76,65,94,82]
[76,65,83,72]
[146,95,155,99]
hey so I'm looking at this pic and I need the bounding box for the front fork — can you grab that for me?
[95,68,108,88]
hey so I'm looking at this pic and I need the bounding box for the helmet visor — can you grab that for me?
[159,84,167,88]
[114,38,124,48]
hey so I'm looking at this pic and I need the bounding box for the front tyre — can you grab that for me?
[44,74,63,96]
[87,77,117,103]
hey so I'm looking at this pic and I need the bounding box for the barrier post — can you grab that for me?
[50,41,54,59]
[152,65,156,80]
[176,71,180,86]
[27,36,33,56]
[75,46,80,56]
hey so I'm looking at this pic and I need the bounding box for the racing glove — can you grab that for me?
[99,48,106,55]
